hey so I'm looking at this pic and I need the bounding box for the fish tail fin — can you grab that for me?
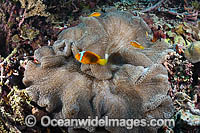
[97,59,108,65]
[140,46,145,49]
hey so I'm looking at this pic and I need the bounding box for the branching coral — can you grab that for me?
[0,0,56,57]
[0,47,30,132]
[17,0,49,18]
[23,10,174,133]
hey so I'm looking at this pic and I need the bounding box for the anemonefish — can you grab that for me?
[88,12,101,17]
[75,51,108,65]
[130,41,144,49]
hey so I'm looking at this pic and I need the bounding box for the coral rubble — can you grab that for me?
[23,10,174,132]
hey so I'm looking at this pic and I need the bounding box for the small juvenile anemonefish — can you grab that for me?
[88,12,101,17]
[75,51,108,65]
[130,41,144,49]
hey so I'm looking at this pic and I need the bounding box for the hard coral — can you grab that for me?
[184,41,200,63]
[17,0,49,18]
[23,10,174,132]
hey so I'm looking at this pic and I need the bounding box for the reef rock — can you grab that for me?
[184,41,200,63]
[23,10,174,133]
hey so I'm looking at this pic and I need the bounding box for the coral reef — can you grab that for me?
[0,0,199,132]
[164,52,193,99]
[0,46,65,132]
[0,0,57,57]
[0,48,33,132]
[23,10,174,133]
[17,0,49,18]
[163,49,200,131]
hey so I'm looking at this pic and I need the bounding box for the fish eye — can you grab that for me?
[58,43,66,51]
[70,42,74,45]
[59,46,65,51]
[101,8,106,13]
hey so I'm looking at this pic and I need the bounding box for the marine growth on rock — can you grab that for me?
[184,41,200,63]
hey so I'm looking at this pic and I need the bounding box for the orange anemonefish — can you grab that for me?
[130,41,145,49]
[75,51,108,65]
[88,12,101,17]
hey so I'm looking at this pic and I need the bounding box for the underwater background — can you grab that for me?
[0,0,200,132]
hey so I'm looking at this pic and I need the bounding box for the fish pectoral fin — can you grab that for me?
[97,59,108,65]
[72,44,80,57]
